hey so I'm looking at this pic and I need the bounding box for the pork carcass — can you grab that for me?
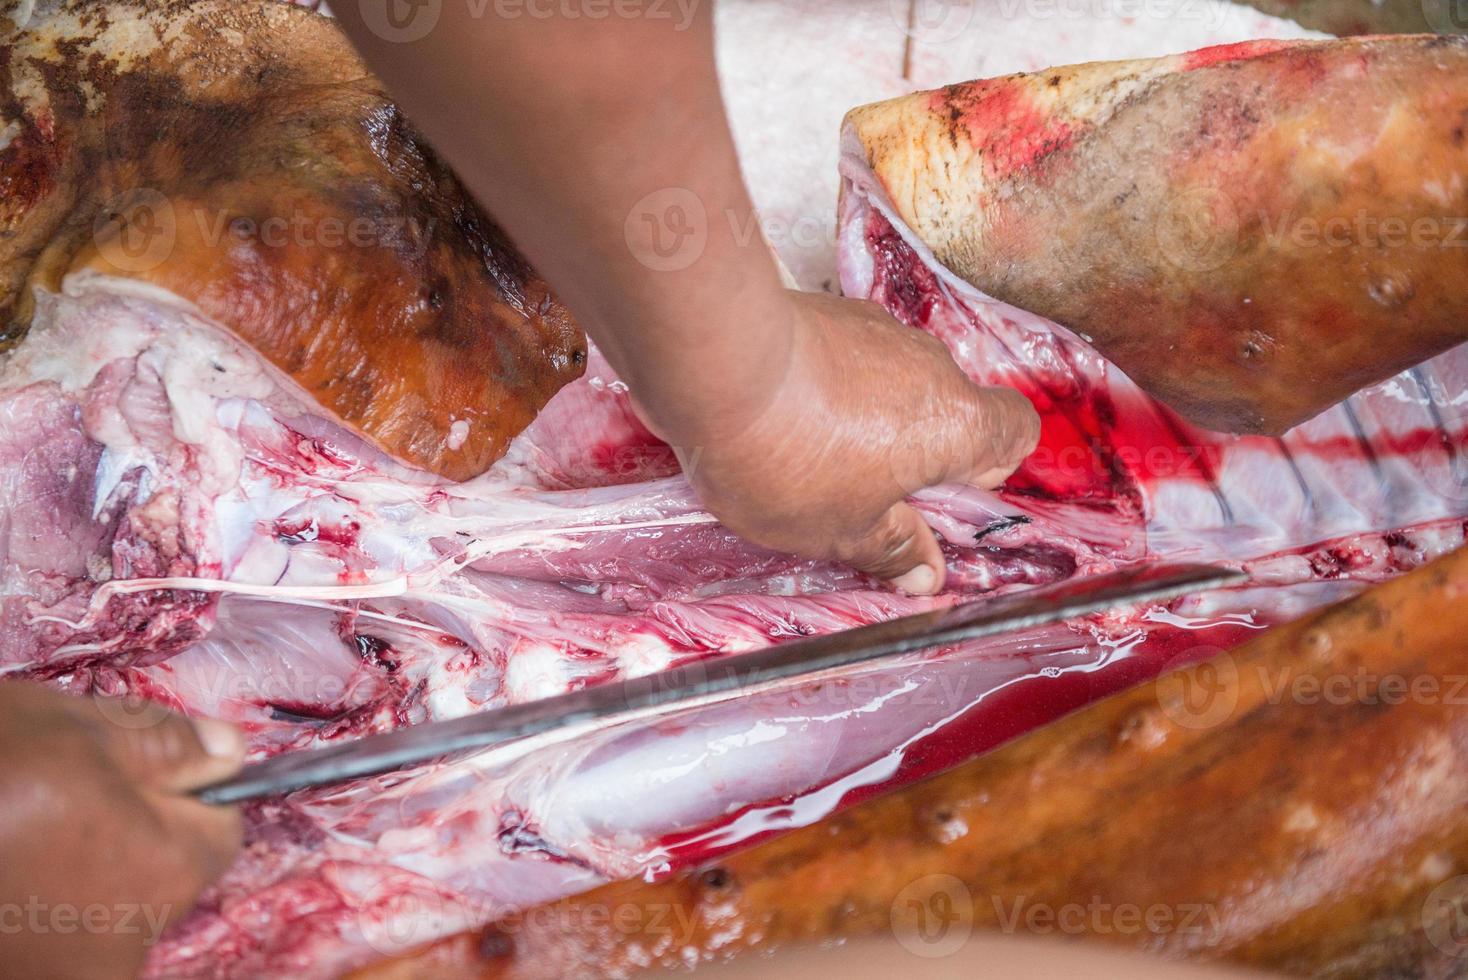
[1,3,1466,978]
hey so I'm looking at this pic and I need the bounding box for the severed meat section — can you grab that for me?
[841,36,1468,435]
[0,0,585,481]
[0,2,1464,977]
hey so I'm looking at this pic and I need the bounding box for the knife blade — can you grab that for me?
[193,562,1244,805]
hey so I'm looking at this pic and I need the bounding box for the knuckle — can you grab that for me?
[975,387,1040,462]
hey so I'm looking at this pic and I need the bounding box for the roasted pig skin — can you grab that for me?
[842,35,1468,435]
[0,0,585,481]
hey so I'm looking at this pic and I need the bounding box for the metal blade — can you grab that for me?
[194,562,1244,805]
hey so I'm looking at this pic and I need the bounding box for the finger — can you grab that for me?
[88,699,246,794]
[838,501,947,594]
[134,792,244,934]
[154,793,246,887]
[953,384,1042,487]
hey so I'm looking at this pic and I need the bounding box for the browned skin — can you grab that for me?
[0,1,585,481]
[850,36,1468,434]
[356,545,1468,979]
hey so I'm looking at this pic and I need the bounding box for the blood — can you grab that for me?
[935,79,1075,179]
[865,210,1221,509]
[353,634,399,673]
[588,432,677,483]
[867,218,943,328]
[272,516,362,548]
[1180,39,1297,71]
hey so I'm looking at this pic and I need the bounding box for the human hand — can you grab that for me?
[0,683,245,980]
[650,291,1040,594]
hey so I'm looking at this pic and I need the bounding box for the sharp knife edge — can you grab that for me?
[194,562,1245,805]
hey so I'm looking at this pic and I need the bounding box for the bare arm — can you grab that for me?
[333,2,1038,592]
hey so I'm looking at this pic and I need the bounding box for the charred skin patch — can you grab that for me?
[0,1,586,481]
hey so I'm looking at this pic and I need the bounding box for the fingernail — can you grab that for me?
[192,718,245,760]
[890,564,938,596]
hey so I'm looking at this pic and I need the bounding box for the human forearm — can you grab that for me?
[333,4,1040,591]
[333,3,788,445]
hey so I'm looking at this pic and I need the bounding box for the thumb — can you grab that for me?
[839,501,947,595]
[87,698,246,794]
[958,384,1042,489]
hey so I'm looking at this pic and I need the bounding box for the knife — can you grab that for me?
[193,562,1244,806]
